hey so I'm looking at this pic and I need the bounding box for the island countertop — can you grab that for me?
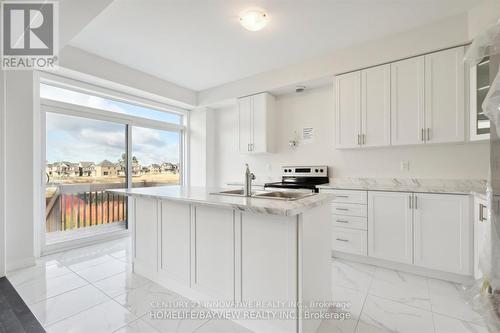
[108,186,333,216]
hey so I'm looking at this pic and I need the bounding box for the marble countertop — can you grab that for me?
[317,178,488,195]
[108,186,333,216]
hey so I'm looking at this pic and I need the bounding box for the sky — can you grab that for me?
[43,85,180,166]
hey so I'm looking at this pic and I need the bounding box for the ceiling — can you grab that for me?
[69,0,484,91]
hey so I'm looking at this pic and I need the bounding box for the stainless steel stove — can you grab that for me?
[264,166,329,192]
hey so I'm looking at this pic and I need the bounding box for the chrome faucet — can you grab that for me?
[244,163,256,197]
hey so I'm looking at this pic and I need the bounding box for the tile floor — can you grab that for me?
[6,237,499,333]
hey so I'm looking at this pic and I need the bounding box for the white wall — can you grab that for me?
[0,70,5,276]
[189,108,215,187]
[4,71,37,271]
[212,86,489,186]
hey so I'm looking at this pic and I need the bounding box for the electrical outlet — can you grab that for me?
[400,160,410,172]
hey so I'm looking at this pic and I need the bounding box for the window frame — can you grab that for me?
[39,73,189,254]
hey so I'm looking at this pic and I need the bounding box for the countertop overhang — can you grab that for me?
[108,186,334,216]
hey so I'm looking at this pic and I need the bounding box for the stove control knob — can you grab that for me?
[288,169,292,172]
[315,169,319,173]
[320,169,324,173]
[284,169,288,172]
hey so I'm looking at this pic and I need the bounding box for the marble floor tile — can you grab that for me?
[114,282,181,318]
[15,271,88,305]
[67,254,117,272]
[93,270,151,298]
[356,295,434,333]
[428,278,485,324]
[332,259,376,293]
[28,284,109,327]
[7,260,72,287]
[433,313,490,333]
[316,285,366,333]
[194,319,253,333]
[74,257,130,283]
[114,318,161,333]
[368,267,431,311]
[45,299,135,333]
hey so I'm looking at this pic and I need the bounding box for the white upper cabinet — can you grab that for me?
[424,46,465,144]
[413,193,472,275]
[368,191,413,264]
[361,64,391,147]
[335,71,361,149]
[391,56,426,146]
[238,92,275,154]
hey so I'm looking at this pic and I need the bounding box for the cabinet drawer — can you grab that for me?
[332,227,367,256]
[331,203,367,217]
[322,189,367,204]
[332,215,367,230]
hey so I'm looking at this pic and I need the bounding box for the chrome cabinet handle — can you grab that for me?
[335,208,349,211]
[357,134,360,145]
[421,128,424,142]
[479,203,487,222]
[427,128,430,141]
[336,238,349,242]
[336,220,349,223]
[336,195,349,198]
[409,195,412,209]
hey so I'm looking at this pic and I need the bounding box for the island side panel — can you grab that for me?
[133,197,159,277]
[159,200,191,285]
[298,204,331,333]
[239,211,298,333]
[193,205,235,301]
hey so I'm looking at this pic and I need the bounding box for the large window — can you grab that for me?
[41,81,185,247]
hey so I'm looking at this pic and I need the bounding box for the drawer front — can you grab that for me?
[332,227,367,256]
[331,203,367,217]
[332,215,367,230]
[321,189,367,204]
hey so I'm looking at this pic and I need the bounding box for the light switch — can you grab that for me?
[400,160,410,172]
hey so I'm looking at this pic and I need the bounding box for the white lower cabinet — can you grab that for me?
[368,191,413,264]
[413,193,472,275]
[327,189,474,278]
[332,227,367,256]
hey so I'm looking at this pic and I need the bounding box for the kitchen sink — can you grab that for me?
[211,189,315,201]
[252,191,315,200]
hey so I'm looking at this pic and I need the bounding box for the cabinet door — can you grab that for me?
[134,197,158,269]
[413,194,472,275]
[160,201,190,284]
[425,47,465,143]
[238,96,252,153]
[251,93,268,153]
[361,64,391,147]
[335,71,361,149]
[368,191,413,264]
[391,57,425,145]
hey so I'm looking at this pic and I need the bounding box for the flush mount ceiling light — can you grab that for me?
[239,9,269,31]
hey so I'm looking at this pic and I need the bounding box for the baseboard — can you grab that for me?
[41,230,130,256]
[332,251,474,285]
[6,256,36,273]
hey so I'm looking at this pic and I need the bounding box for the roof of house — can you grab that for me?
[150,164,161,169]
[79,162,95,168]
[97,160,116,167]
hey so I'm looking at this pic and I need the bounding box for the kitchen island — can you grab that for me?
[110,186,333,333]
